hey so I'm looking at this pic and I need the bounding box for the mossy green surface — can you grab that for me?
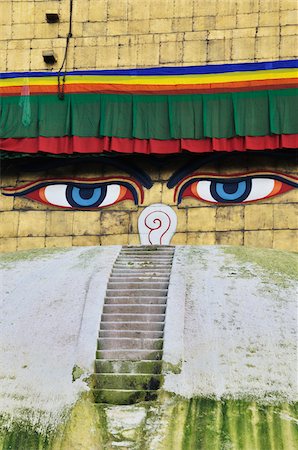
[0,248,72,269]
[222,246,298,287]
[1,395,297,449]
[151,394,298,450]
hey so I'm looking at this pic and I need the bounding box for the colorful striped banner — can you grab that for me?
[0,60,297,96]
[0,60,297,154]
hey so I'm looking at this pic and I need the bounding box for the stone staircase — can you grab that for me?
[92,246,175,405]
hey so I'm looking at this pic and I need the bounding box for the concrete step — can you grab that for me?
[95,359,162,374]
[111,269,170,280]
[116,260,173,266]
[116,257,173,262]
[96,349,163,360]
[118,252,173,256]
[100,322,164,331]
[113,263,172,268]
[109,276,170,283]
[118,255,173,260]
[92,373,162,390]
[121,245,175,253]
[121,247,174,252]
[92,244,173,405]
[98,338,163,350]
[103,304,166,315]
[93,389,158,405]
[105,297,166,305]
[101,313,165,322]
[106,289,168,297]
[99,330,164,339]
[111,268,171,273]
[107,281,169,290]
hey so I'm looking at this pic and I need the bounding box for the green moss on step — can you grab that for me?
[92,373,163,391]
[163,361,182,374]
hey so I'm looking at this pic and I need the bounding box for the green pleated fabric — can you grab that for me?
[0,89,297,139]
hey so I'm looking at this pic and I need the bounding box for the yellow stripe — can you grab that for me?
[1,68,297,87]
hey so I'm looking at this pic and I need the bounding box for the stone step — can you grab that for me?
[104,297,167,305]
[122,246,174,250]
[96,349,163,360]
[99,330,164,339]
[112,268,171,272]
[116,260,173,266]
[91,244,173,405]
[93,389,158,405]
[115,253,174,262]
[100,321,164,331]
[101,313,165,322]
[121,248,174,252]
[98,338,164,350]
[107,281,169,290]
[116,257,173,262]
[95,359,163,374]
[92,373,162,390]
[113,263,172,269]
[111,269,171,276]
[109,277,170,283]
[122,246,174,249]
[105,289,168,297]
[118,251,173,255]
[103,304,166,315]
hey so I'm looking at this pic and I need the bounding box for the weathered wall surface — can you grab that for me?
[1,154,297,252]
[1,246,297,448]
[0,0,297,72]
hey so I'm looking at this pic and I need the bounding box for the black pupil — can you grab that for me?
[78,188,95,199]
[222,182,239,194]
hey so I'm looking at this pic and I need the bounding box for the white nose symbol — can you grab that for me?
[138,203,177,245]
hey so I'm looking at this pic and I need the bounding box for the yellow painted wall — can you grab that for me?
[1,154,297,252]
[0,0,297,72]
[0,1,297,252]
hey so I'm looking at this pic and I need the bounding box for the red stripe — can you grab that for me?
[0,79,297,96]
[0,135,297,155]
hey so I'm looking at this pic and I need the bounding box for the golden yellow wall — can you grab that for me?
[1,154,297,252]
[0,1,297,252]
[0,0,297,72]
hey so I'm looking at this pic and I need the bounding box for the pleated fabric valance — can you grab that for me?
[0,59,297,154]
[0,90,297,140]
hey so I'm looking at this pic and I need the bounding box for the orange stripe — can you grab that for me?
[270,180,283,196]
[0,78,297,96]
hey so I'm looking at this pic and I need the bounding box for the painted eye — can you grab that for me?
[42,184,122,208]
[176,173,298,205]
[2,178,144,209]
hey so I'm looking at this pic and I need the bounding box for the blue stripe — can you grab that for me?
[1,59,297,79]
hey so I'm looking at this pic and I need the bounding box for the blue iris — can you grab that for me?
[216,181,246,200]
[210,180,251,203]
[66,185,106,207]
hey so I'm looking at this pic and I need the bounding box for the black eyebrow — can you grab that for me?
[167,154,224,188]
[167,150,297,188]
[11,155,153,189]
